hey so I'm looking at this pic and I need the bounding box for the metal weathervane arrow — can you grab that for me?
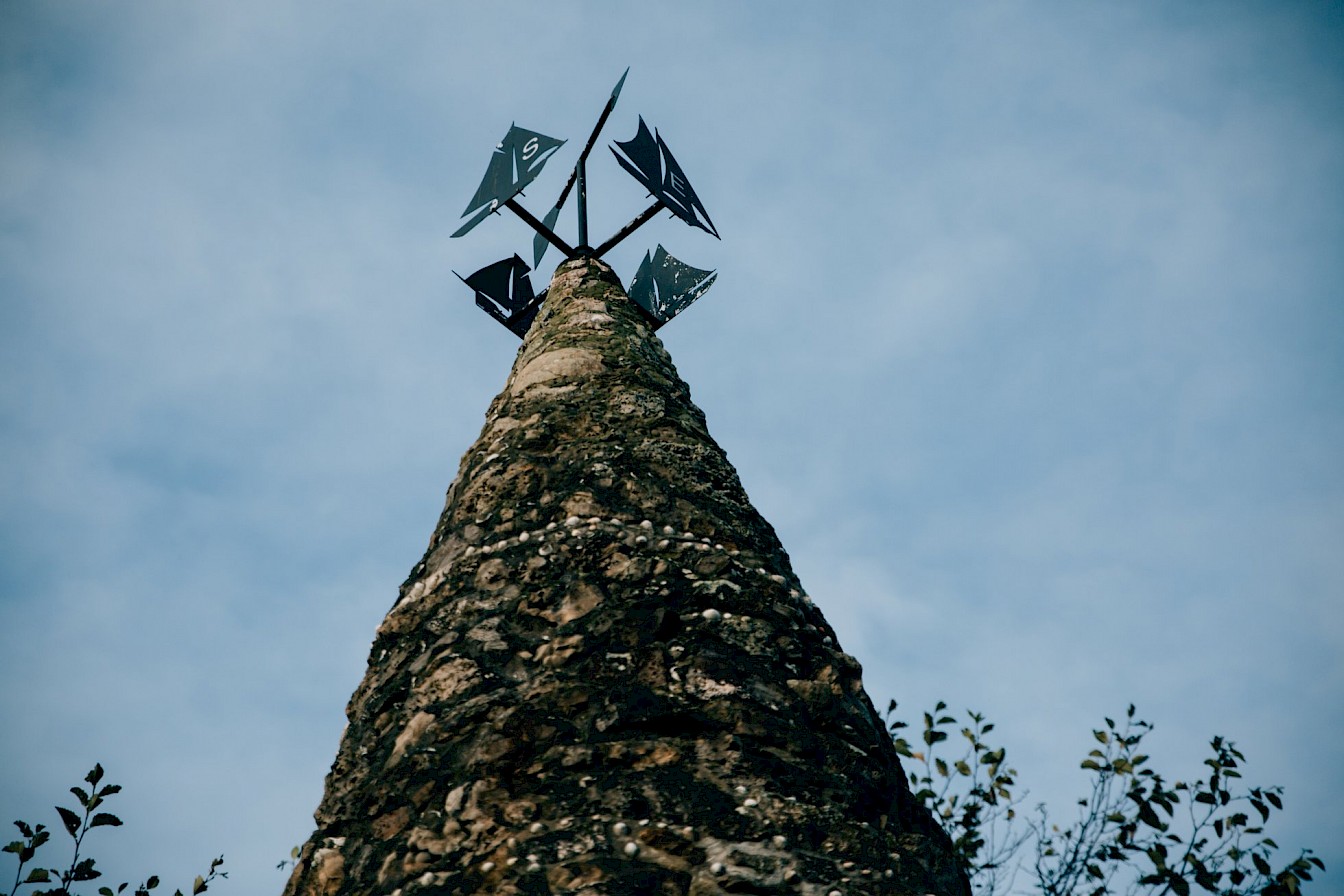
[451,69,720,335]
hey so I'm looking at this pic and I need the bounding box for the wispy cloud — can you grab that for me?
[3,2,1341,892]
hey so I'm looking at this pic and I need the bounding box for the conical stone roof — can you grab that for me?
[283,258,968,896]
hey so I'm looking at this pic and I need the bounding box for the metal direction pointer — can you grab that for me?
[451,70,720,337]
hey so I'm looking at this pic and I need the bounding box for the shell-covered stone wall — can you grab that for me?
[283,258,968,896]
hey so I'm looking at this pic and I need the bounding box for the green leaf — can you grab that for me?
[1170,873,1190,896]
[193,873,207,894]
[73,856,101,881]
[25,867,52,883]
[71,786,91,807]
[87,764,105,787]
[91,813,123,828]
[1094,730,1110,744]
[56,805,82,837]
[1253,854,1272,875]
[1136,799,1163,829]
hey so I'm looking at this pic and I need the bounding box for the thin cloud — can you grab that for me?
[3,3,1341,892]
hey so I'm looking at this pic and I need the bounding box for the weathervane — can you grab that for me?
[451,69,719,337]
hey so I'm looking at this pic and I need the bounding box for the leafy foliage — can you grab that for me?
[3,765,225,896]
[888,703,1324,896]
[889,700,1029,895]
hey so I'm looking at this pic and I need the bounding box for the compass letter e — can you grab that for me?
[667,168,687,200]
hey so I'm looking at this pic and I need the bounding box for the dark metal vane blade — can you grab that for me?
[626,245,717,328]
[611,117,661,194]
[611,117,719,239]
[455,254,547,338]
[454,124,566,238]
[452,203,496,239]
[534,205,563,269]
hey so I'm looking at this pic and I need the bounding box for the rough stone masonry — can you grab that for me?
[282,258,969,896]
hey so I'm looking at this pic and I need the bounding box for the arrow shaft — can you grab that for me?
[547,71,627,216]
[592,200,665,258]
[505,198,577,258]
[577,88,621,168]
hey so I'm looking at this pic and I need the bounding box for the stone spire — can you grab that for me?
[283,258,968,896]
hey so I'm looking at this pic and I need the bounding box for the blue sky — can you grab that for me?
[2,2,1341,893]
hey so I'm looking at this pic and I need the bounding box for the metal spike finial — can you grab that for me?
[533,67,629,268]
[451,70,720,339]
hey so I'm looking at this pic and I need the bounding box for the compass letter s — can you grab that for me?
[522,137,539,161]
